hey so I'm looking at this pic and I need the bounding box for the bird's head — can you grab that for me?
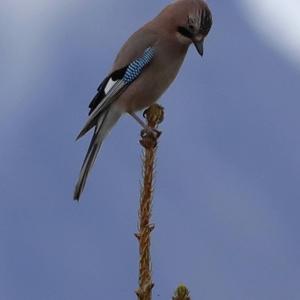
[172,0,213,56]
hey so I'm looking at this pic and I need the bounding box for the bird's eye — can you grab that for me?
[177,26,194,39]
[188,24,195,32]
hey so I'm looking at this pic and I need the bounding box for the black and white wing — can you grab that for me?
[76,47,155,139]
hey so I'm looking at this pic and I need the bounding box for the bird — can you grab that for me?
[74,0,213,200]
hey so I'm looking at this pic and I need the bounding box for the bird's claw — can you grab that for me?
[140,128,161,139]
[153,129,162,138]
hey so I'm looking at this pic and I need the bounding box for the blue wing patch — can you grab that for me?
[88,48,155,115]
[123,47,155,84]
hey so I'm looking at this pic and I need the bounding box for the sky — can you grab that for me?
[1,0,300,299]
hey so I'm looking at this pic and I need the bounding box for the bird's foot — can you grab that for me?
[140,127,161,139]
[129,111,161,138]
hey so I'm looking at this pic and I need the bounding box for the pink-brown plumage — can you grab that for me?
[74,0,212,200]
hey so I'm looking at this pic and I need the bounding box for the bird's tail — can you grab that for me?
[74,107,121,200]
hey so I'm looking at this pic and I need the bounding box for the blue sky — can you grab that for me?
[1,1,300,299]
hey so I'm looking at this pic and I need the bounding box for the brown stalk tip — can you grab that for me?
[143,104,164,128]
[136,104,164,300]
[172,285,191,300]
[139,104,164,149]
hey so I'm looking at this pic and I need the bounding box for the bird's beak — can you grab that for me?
[193,39,204,56]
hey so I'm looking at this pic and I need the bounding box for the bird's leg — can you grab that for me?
[129,112,161,138]
[129,112,148,128]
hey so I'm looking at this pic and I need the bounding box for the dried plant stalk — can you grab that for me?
[172,285,191,300]
[135,104,164,300]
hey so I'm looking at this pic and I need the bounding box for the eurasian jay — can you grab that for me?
[74,0,213,200]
